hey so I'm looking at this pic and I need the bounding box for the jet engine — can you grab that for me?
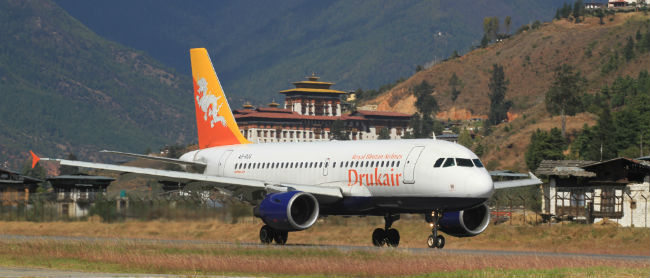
[439,203,490,237]
[254,191,319,231]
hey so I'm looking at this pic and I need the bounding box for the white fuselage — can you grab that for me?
[180,139,493,214]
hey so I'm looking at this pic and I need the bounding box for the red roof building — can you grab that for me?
[234,75,412,142]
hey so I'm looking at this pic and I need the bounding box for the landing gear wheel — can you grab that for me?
[274,231,288,245]
[372,228,386,247]
[435,235,445,249]
[386,228,400,247]
[259,225,274,244]
[426,210,445,249]
[427,235,436,248]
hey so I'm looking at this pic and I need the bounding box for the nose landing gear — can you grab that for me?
[426,210,445,249]
[372,214,401,247]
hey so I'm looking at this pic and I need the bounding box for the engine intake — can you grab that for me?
[255,191,319,231]
[439,203,490,237]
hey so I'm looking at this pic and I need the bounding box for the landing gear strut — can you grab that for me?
[259,225,288,245]
[426,210,445,249]
[372,214,401,247]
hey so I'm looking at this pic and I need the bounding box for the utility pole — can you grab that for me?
[600,143,603,161]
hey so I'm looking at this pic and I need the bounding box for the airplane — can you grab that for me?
[31,48,541,248]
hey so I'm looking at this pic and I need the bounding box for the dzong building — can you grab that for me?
[234,75,412,143]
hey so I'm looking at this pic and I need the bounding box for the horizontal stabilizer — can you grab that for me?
[493,172,542,189]
[100,150,206,172]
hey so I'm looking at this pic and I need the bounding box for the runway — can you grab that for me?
[1,234,647,261]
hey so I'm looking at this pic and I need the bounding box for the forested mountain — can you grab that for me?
[54,0,566,107]
[363,11,650,170]
[0,0,194,169]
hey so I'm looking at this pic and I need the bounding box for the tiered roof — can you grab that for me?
[279,74,346,95]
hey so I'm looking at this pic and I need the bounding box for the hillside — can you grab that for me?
[54,0,566,108]
[0,0,194,169]
[364,13,650,171]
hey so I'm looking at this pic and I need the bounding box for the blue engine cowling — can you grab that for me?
[254,191,319,231]
[439,204,490,237]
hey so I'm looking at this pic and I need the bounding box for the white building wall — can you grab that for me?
[620,181,650,227]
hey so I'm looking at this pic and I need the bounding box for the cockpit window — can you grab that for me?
[456,158,474,167]
[442,158,455,167]
[472,159,484,168]
[433,158,444,168]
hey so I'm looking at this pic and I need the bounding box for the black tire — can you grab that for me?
[260,225,274,244]
[427,235,436,248]
[274,231,288,245]
[372,228,386,247]
[435,235,445,249]
[386,228,400,247]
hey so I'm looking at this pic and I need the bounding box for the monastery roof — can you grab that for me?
[279,88,347,94]
[257,107,293,113]
[235,112,367,121]
[293,80,334,86]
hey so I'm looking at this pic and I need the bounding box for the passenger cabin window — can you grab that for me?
[433,158,444,167]
[472,159,484,168]
[457,158,474,167]
[442,158,455,167]
[396,161,400,167]
[333,162,336,168]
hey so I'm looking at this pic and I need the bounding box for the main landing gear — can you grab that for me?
[259,225,288,245]
[425,210,445,249]
[372,214,401,247]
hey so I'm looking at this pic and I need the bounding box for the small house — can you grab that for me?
[0,168,41,206]
[537,158,650,227]
[48,175,114,218]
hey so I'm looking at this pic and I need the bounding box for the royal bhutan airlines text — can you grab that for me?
[347,153,403,187]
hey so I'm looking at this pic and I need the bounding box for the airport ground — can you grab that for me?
[0,217,648,277]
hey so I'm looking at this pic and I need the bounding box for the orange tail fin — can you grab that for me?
[190,48,250,149]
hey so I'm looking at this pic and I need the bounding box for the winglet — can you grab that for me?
[29,151,40,168]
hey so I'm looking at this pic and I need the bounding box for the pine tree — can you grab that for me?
[545,64,585,138]
[525,128,565,171]
[448,73,462,102]
[573,0,584,23]
[623,36,635,60]
[410,81,439,138]
[596,106,617,160]
[458,129,473,148]
[487,64,512,126]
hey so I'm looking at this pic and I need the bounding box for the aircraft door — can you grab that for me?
[217,150,233,176]
[403,146,424,184]
[322,157,330,176]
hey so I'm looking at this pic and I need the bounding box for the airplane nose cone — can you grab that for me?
[465,172,494,199]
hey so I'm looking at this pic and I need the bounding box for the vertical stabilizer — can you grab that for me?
[190,48,250,148]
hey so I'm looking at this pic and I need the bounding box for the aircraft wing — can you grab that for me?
[40,157,342,204]
[492,172,542,189]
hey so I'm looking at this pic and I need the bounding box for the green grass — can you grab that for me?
[0,239,646,277]
[413,267,649,278]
